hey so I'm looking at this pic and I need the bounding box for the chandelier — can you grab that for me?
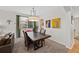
[28,8,41,21]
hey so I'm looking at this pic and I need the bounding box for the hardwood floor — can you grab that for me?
[68,39,79,53]
[13,37,79,53]
[13,38,68,53]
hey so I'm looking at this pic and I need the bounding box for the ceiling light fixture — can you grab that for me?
[28,8,41,21]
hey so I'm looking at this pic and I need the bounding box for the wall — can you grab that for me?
[0,10,26,43]
[65,12,74,48]
[0,10,16,35]
[40,7,73,48]
[44,8,66,46]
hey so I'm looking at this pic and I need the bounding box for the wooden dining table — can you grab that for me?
[27,32,51,50]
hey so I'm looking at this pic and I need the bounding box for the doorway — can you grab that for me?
[16,15,39,38]
[69,16,79,52]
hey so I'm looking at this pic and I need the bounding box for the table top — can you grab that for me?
[27,32,51,41]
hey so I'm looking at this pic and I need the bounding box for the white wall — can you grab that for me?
[43,7,66,46]
[0,10,16,35]
[0,10,27,43]
[65,12,74,48]
[0,9,27,34]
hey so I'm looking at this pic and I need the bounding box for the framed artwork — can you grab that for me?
[52,18,60,28]
[46,20,51,28]
[40,19,44,28]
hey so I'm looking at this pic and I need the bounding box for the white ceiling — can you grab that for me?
[64,6,71,12]
[0,6,79,17]
[0,6,64,15]
[0,6,34,15]
[0,6,79,12]
[72,6,79,11]
[64,6,79,17]
[72,6,79,16]
[0,6,65,19]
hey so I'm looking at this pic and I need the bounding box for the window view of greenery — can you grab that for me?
[20,17,34,29]
[20,21,34,29]
[28,21,34,28]
[22,22,28,28]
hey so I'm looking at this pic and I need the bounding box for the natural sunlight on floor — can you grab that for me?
[69,39,79,53]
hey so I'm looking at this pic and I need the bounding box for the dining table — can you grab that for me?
[27,32,51,50]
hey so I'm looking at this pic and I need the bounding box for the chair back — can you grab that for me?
[23,31,27,45]
[40,28,46,35]
[23,31,32,46]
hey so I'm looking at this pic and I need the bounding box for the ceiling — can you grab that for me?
[64,6,79,16]
[0,6,34,15]
[0,6,65,19]
[0,6,64,15]
[72,6,79,16]
[0,6,79,12]
[0,6,79,17]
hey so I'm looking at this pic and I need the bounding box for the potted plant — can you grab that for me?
[33,21,38,33]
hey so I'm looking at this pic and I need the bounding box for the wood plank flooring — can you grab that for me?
[13,37,79,53]
[13,38,68,53]
[69,39,79,53]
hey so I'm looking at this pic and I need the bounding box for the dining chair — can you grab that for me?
[40,28,46,35]
[23,31,27,47]
[40,28,46,46]
[23,31,38,50]
[23,31,33,50]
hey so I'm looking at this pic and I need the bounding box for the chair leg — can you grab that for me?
[25,41,27,47]
[27,45,29,50]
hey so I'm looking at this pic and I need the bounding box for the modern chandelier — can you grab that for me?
[28,8,41,21]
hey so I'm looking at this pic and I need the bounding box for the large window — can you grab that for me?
[28,21,34,28]
[19,17,34,29]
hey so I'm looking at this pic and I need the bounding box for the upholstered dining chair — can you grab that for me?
[23,31,33,50]
[40,28,46,46]
[23,31,27,47]
[23,31,42,50]
[40,28,46,35]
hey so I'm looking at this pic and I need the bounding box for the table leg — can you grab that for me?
[33,40,45,50]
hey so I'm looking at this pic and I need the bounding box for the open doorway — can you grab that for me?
[16,15,39,38]
[74,17,79,39]
[16,15,33,38]
[19,16,36,37]
[69,16,79,52]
